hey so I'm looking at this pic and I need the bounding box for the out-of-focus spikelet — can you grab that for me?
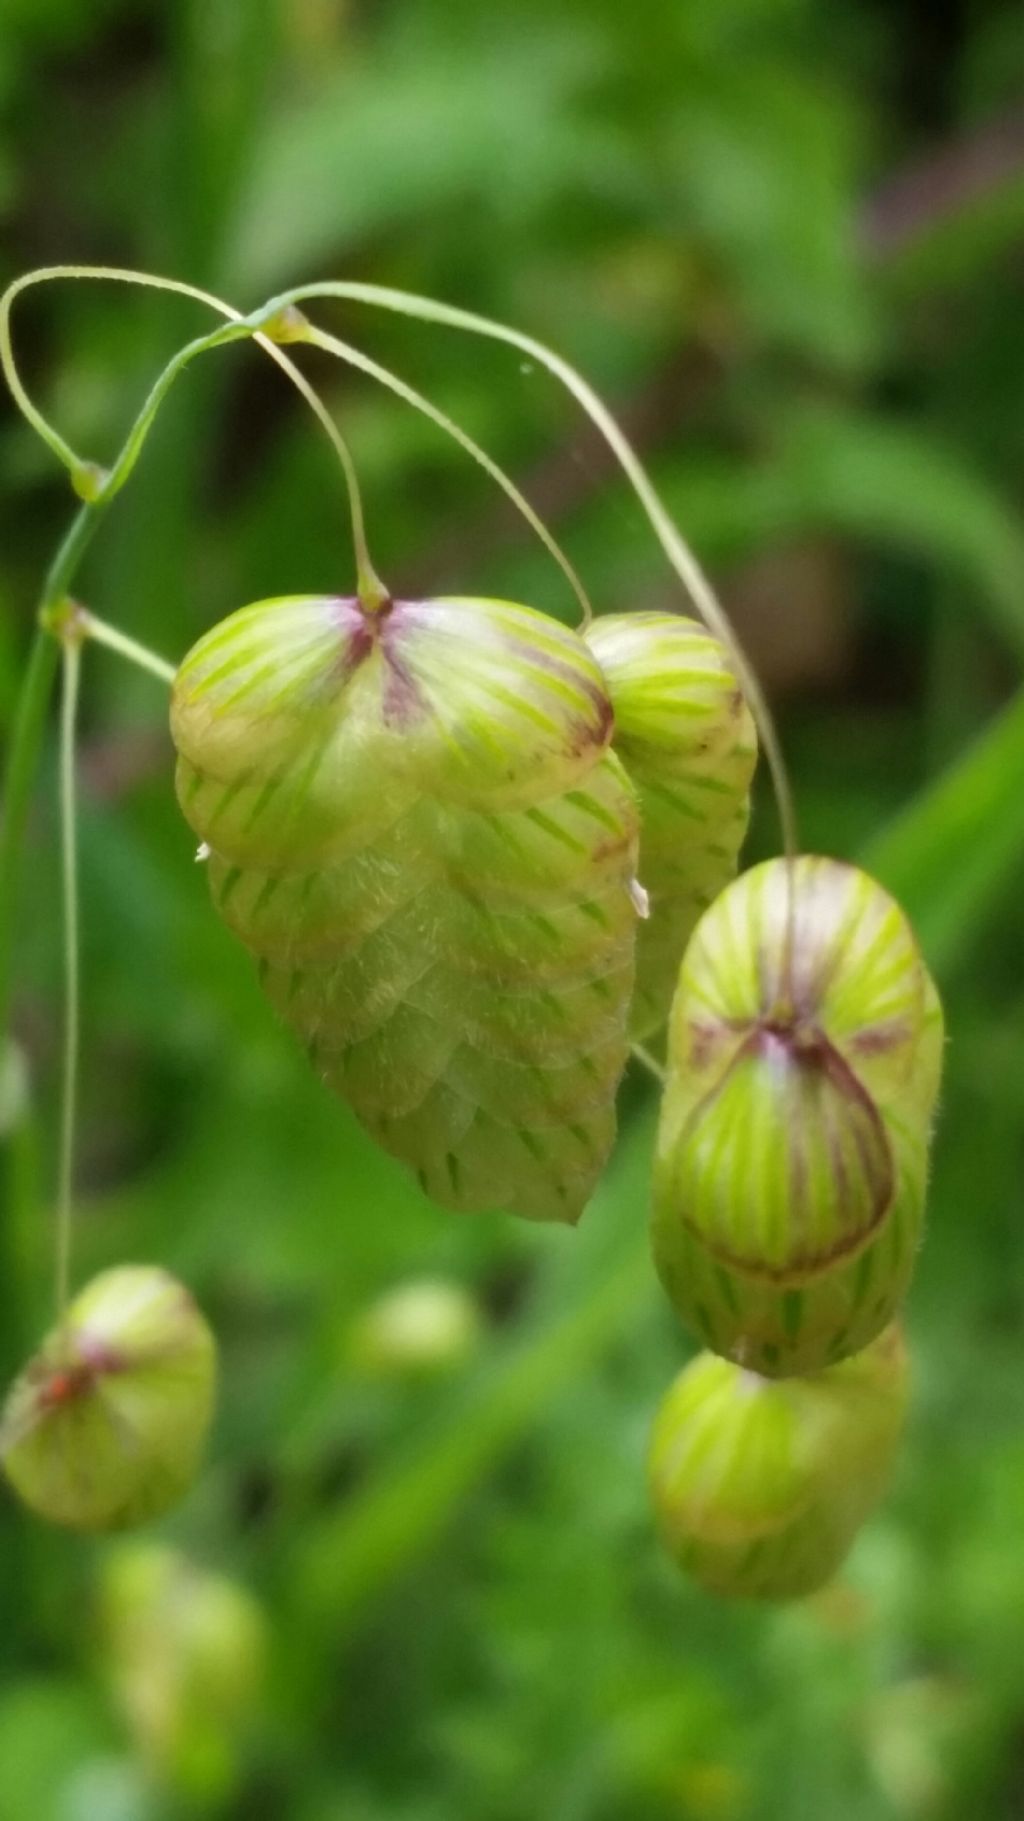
[648,1323,908,1600]
[1,1267,215,1531]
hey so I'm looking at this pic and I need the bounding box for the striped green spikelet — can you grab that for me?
[171,594,641,1223]
[653,857,943,1374]
[584,613,756,1039]
[648,1323,908,1600]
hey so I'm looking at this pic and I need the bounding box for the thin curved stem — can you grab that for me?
[0,505,101,1048]
[56,632,82,1315]
[287,318,595,625]
[0,265,384,604]
[0,633,61,1049]
[630,1042,667,1086]
[273,280,800,973]
[77,611,176,686]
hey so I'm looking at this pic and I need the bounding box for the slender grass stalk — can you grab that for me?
[55,634,82,1314]
[0,633,61,1051]
[0,506,104,1047]
[630,1043,667,1086]
[77,612,176,686]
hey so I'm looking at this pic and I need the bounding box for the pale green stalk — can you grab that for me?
[283,316,594,624]
[269,284,798,854]
[76,612,176,686]
[56,634,82,1314]
[0,265,383,605]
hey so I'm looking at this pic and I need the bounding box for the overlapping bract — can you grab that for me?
[653,857,944,1375]
[584,613,756,1038]
[648,1323,908,1600]
[171,595,642,1223]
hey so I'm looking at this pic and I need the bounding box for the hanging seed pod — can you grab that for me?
[584,613,757,1039]
[652,857,943,1374]
[1,1266,216,1531]
[172,594,642,1224]
[648,1323,908,1601]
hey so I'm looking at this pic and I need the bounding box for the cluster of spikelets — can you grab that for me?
[0,590,942,1606]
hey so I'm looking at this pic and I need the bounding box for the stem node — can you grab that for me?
[260,302,313,345]
[70,460,110,505]
[39,597,87,648]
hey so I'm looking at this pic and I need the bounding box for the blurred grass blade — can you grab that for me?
[778,407,1024,659]
[864,686,1024,972]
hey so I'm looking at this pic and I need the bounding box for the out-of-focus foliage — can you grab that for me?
[1,1,1024,1816]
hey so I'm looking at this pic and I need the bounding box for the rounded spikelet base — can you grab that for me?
[652,856,943,1372]
[172,595,642,1224]
[584,613,756,1040]
[0,1267,216,1531]
[648,1325,908,1600]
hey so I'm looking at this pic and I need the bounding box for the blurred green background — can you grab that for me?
[3,0,1024,1816]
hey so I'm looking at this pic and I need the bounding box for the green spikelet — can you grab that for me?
[652,856,943,1374]
[648,1323,908,1600]
[171,594,641,1223]
[0,1267,216,1532]
[584,613,756,1039]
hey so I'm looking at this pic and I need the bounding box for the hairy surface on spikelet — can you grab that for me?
[172,595,641,1222]
[585,613,756,1040]
[653,857,943,1372]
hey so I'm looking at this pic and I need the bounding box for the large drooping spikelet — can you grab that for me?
[584,613,756,1039]
[653,857,943,1374]
[648,1323,908,1600]
[171,594,641,1223]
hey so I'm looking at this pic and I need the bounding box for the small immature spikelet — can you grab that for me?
[648,1323,908,1600]
[653,857,943,1375]
[1,1266,215,1531]
[348,1278,483,1378]
[99,1543,266,1796]
[584,613,757,1039]
[171,595,642,1224]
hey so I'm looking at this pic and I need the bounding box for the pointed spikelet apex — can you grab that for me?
[585,613,757,1040]
[648,1323,908,1600]
[1,1267,216,1531]
[652,856,943,1373]
[171,595,642,1223]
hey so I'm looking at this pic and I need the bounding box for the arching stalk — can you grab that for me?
[0,266,384,608]
[272,280,801,982]
[56,624,82,1314]
[275,315,594,625]
[73,612,176,686]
